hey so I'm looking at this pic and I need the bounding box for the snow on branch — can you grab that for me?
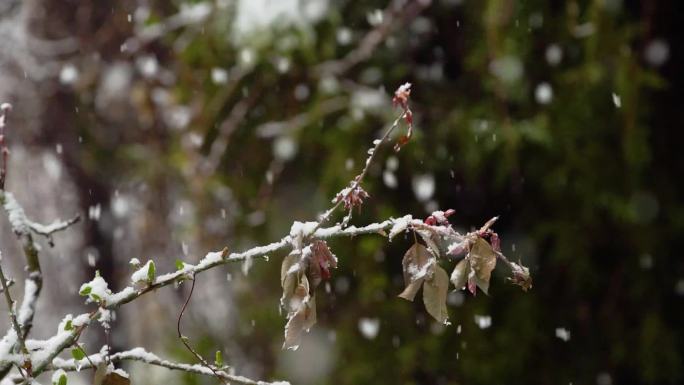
[49,347,288,385]
[0,191,80,241]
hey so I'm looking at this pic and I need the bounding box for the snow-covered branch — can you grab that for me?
[49,347,287,385]
[0,216,427,377]
[0,191,80,378]
[0,192,80,241]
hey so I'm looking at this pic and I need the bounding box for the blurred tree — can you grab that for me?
[0,0,682,384]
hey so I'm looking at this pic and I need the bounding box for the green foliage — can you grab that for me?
[71,347,86,361]
[44,0,681,384]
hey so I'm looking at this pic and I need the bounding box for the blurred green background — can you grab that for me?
[0,0,682,384]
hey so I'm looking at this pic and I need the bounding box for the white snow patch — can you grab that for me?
[358,318,380,339]
[211,67,228,84]
[412,174,435,202]
[555,327,571,342]
[474,315,492,329]
[535,82,553,105]
[130,261,154,283]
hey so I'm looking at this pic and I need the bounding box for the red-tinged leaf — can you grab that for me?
[309,241,337,288]
[423,265,449,324]
[394,135,411,152]
[490,232,501,252]
[405,110,413,125]
[467,276,477,296]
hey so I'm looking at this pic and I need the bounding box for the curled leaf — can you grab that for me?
[283,305,306,350]
[450,259,470,290]
[423,265,449,324]
[281,251,300,288]
[282,276,315,350]
[416,229,441,259]
[398,243,433,301]
[280,252,301,313]
[102,372,130,385]
[468,238,498,295]
[398,278,424,301]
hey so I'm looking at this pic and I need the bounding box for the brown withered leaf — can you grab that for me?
[283,306,306,350]
[280,252,300,312]
[416,229,441,259]
[468,237,498,295]
[450,259,470,290]
[401,243,432,285]
[94,363,107,385]
[103,373,130,385]
[303,295,316,332]
[282,277,315,350]
[423,265,449,324]
[94,363,130,385]
[398,243,433,301]
[281,251,299,287]
[398,279,424,301]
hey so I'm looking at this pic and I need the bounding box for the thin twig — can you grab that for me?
[313,110,406,233]
[176,276,228,385]
[73,342,96,369]
[0,103,11,190]
[27,215,81,238]
[0,258,30,379]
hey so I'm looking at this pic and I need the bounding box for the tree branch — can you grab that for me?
[0,257,28,379]
[49,347,286,385]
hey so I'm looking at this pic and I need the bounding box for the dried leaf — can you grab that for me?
[423,265,449,324]
[280,252,300,312]
[416,229,441,259]
[94,363,107,385]
[398,278,424,301]
[468,238,498,295]
[283,307,306,350]
[102,373,130,385]
[287,276,310,314]
[401,243,432,285]
[303,295,316,332]
[280,252,299,288]
[450,259,470,290]
[94,364,130,385]
[282,279,315,350]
